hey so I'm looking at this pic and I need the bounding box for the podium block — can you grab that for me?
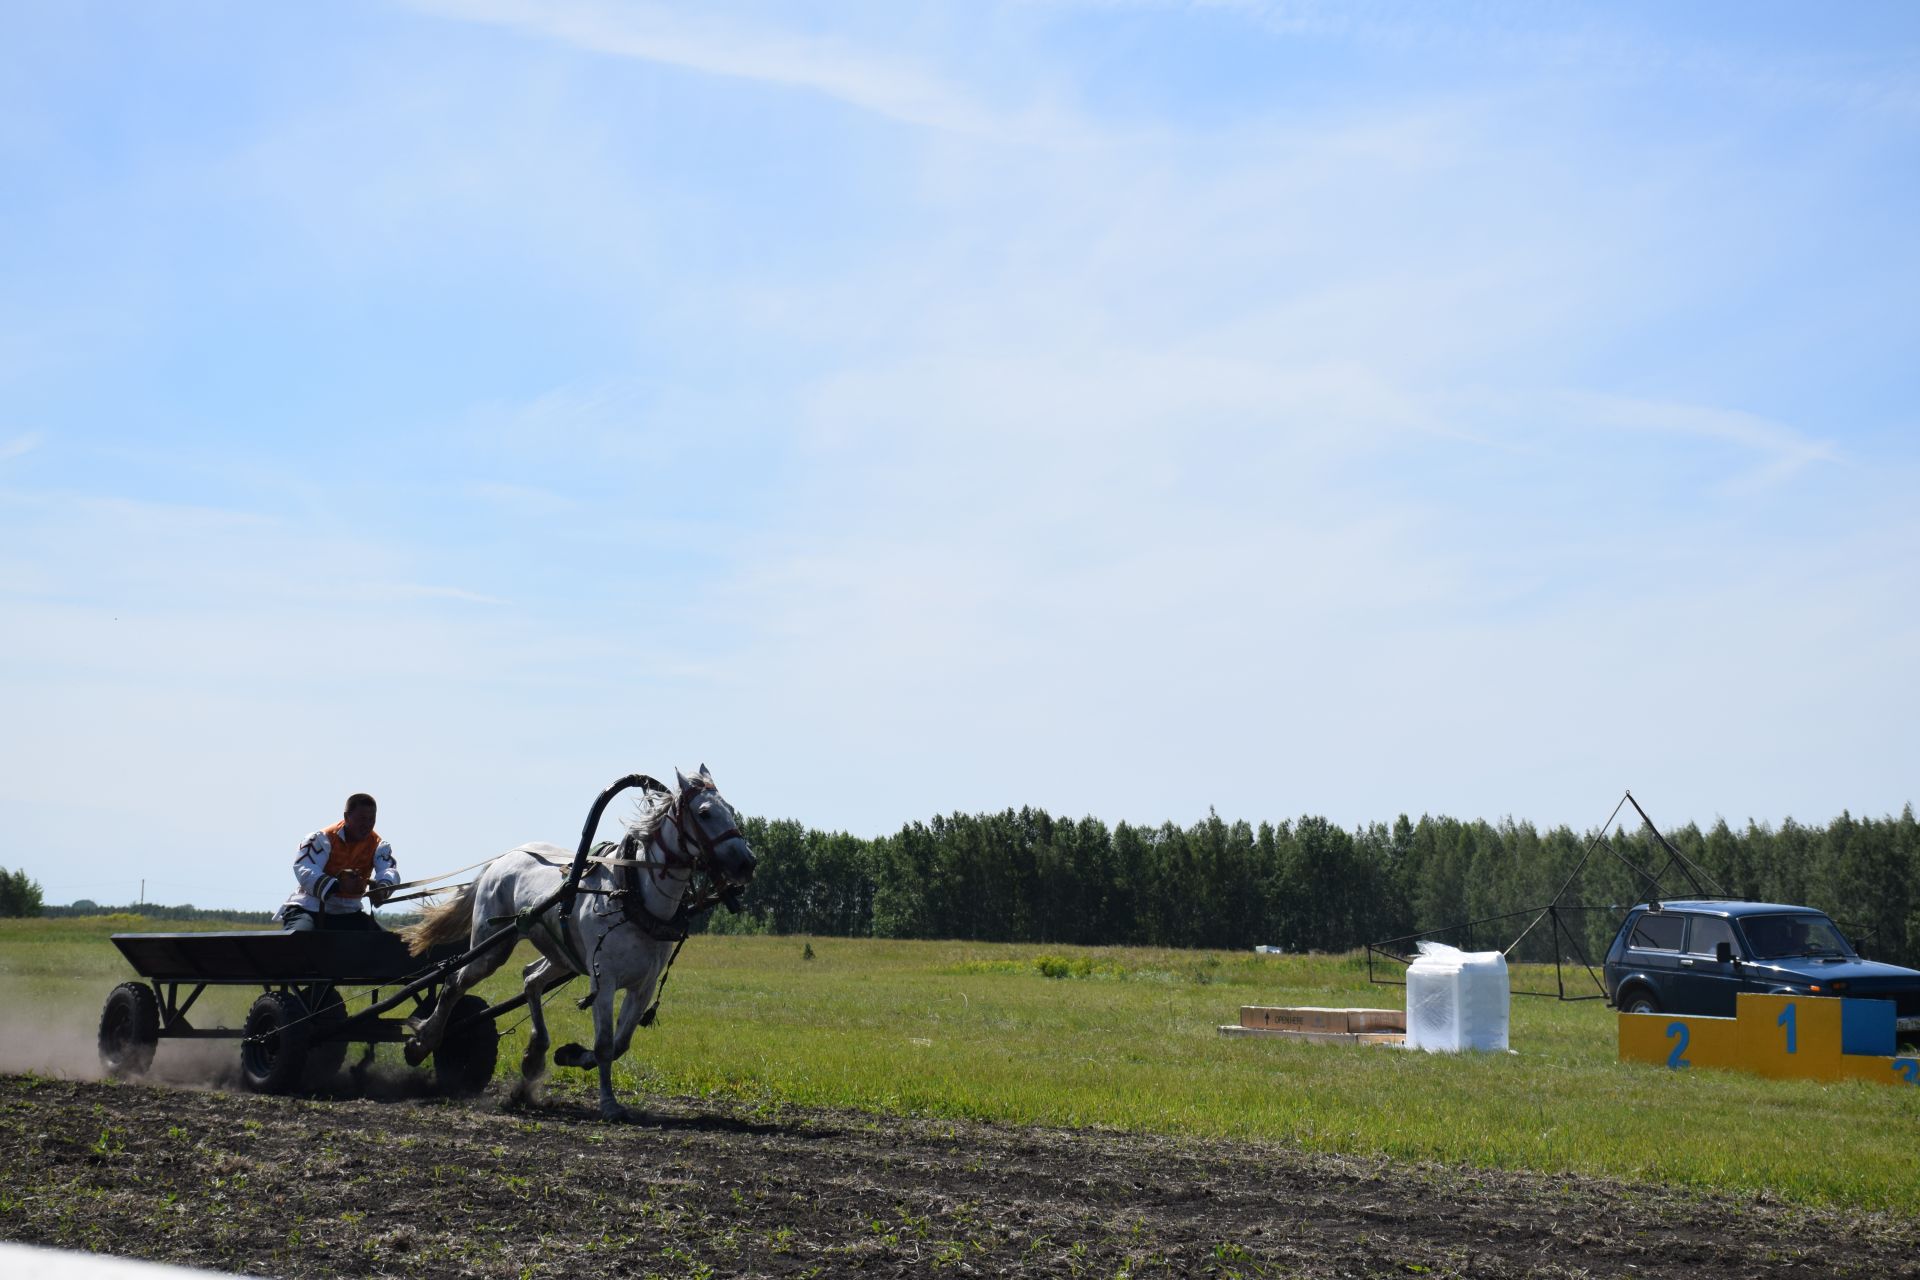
[1618,1012,1741,1072]
[1840,999,1896,1057]
[1838,1054,1920,1087]
[1619,992,1918,1087]
[1736,994,1845,1081]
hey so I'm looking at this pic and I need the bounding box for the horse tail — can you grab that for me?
[401,882,477,957]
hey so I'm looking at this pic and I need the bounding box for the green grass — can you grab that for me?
[7,918,1918,1211]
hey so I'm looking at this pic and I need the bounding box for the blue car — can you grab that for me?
[1604,899,1920,1044]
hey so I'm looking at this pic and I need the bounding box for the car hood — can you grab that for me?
[1744,956,1920,989]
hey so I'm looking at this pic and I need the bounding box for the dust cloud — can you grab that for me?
[0,1007,109,1080]
[0,1003,249,1087]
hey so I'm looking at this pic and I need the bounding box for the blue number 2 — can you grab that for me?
[1895,1059,1919,1086]
[1777,1002,1797,1055]
[1665,1022,1691,1070]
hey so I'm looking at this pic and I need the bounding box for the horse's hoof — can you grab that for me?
[601,1102,641,1123]
[553,1043,593,1069]
[403,1038,431,1067]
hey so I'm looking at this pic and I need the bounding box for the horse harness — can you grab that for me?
[570,783,746,1024]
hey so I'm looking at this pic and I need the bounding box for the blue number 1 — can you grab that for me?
[1777,1002,1797,1055]
[1665,1022,1691,1069]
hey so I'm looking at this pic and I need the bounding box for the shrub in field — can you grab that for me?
[953,954,1134,980]
[0,867,43,918]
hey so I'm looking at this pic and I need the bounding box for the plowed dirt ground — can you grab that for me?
[1,1075,1914,1278]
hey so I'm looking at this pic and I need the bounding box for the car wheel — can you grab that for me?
[431,994,499,1097]
[301,989,350,1090]
[98,982,161,1078]
[240,991,312,1094]
[1619,988,1661,1014]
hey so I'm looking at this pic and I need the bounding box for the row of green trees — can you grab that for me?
[0,866,43,917]
[39,900,275,924]
[708,804,1920,968]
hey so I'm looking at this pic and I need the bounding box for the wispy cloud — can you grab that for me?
[1555,391,1839,492]
[0,433,38,462]
[464,480,581,514]
[407,0,1084,141]
[1079,0,1920,123]
[380,583,510,606]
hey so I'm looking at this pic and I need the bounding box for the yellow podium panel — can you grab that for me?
[1734,993,1845,1081]
[1618,1012,1741,1071]
[1618,993,1916,1087]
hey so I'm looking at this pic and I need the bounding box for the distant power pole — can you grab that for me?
[139,879,145,907]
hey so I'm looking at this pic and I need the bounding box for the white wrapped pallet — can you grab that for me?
[1404,942,1509,1053]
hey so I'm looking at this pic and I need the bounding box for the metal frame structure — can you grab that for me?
[1365,791,1728,1004]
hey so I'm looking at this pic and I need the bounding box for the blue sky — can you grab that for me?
[2,1,1916,909]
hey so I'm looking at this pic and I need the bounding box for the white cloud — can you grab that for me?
[406,0,1085,142]
[464,480,582,514]
[0,432,39,462]
[1538,391,1839,493]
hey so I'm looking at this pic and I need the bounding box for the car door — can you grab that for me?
[1672,914,1741,1017]
[1620,910,1687,1007]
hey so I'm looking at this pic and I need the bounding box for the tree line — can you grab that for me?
[705,804,1920,968]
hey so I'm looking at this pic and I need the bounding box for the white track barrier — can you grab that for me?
[0,1244,253,1278]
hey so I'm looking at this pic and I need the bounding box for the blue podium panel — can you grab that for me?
[1840,998,1896,1057]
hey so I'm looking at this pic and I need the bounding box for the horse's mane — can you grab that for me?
[618,787,677,859]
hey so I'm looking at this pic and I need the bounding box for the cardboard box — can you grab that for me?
[1239,1006,1405,1034]
[1218,1025,1406,1047]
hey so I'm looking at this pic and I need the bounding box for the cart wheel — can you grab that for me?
[240,991,311,1095]
[433,995,498,1097]
[98,982,160,1078]
[302,989,350,1090]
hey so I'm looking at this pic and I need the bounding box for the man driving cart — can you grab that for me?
[279,792,400,931]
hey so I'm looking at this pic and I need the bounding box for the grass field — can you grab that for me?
[4,916,1917,1213]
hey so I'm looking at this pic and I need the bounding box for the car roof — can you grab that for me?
[1632,899,1826,918]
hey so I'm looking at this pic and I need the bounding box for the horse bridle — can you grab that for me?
[623,782,747,905]
[662,782,746,868]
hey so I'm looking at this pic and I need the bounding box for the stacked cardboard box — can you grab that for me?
[1218,1006,1405,1046]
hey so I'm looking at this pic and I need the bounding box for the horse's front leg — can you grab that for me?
[592,987,653,1118]
[591,979,630,1121]
[552,976,632,1119]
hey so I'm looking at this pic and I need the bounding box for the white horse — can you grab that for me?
[400,765,756,1119]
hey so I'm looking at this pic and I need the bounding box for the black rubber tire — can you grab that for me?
[301,989,350,1090]
[432,994,499,1097]
[1618,987,1661,1015]
[239,991,312,1095]
[98,982,160,1078]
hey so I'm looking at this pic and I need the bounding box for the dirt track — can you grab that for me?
[0,1075,1913,1279]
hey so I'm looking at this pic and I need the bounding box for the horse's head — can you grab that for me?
[674,764,757,886]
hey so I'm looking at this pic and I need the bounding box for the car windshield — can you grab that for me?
[1740,913,1856,960]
